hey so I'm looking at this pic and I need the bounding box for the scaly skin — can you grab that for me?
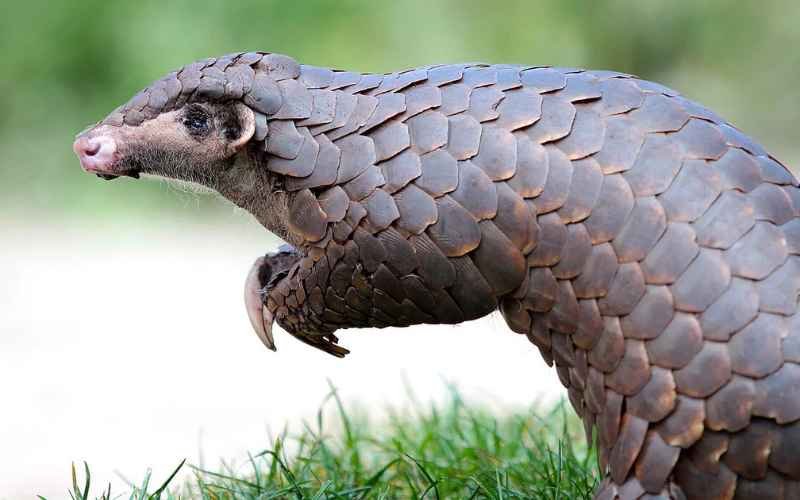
[82,52,800,499]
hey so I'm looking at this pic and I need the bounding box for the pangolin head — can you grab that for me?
[72,52,296,185]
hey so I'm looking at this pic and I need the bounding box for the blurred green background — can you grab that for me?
[2,3,800,496]
[2,0,799,223]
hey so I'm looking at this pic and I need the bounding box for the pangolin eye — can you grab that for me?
[182,107,210,135]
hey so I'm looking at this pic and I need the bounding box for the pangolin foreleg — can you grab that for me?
[245,247,350,357]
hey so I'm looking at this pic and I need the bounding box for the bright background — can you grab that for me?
[2,1,799,497]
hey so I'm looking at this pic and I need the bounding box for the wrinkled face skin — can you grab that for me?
[74,101,255,185]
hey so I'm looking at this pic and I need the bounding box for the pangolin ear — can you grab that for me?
[229,103,256,151]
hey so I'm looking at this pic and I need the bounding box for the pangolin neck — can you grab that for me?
[214,151,300,246]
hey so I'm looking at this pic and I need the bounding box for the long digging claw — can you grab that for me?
[261,304,276,351]
[245,256,276,351]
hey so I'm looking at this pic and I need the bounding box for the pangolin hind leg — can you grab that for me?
[502,291,690,499]
[501,279,800,499]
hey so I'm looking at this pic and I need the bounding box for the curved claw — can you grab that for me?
[245,256,276,351]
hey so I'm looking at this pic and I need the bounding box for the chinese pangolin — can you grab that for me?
[73,52,800,500]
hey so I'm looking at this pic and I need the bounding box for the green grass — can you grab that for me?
[51,386,598,499]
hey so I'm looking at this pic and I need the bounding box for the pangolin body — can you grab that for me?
[74,52,800,499]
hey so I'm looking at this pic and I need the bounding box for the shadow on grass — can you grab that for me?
[46,383,598,499]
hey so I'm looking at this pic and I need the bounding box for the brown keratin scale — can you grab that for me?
[74,51,800,499]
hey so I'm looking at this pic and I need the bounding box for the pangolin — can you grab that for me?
[73,52,800,500]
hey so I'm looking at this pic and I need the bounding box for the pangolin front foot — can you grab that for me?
[244,245,350,358]
[244,255,276,351]
[244,244,298,351]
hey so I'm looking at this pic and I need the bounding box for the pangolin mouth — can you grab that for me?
[95,169,141,181]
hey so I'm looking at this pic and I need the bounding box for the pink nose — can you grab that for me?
[73,135,117,173]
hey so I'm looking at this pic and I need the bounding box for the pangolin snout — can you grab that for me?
[73,133,120,179]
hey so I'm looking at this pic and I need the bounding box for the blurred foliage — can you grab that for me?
[2,0,799,221]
